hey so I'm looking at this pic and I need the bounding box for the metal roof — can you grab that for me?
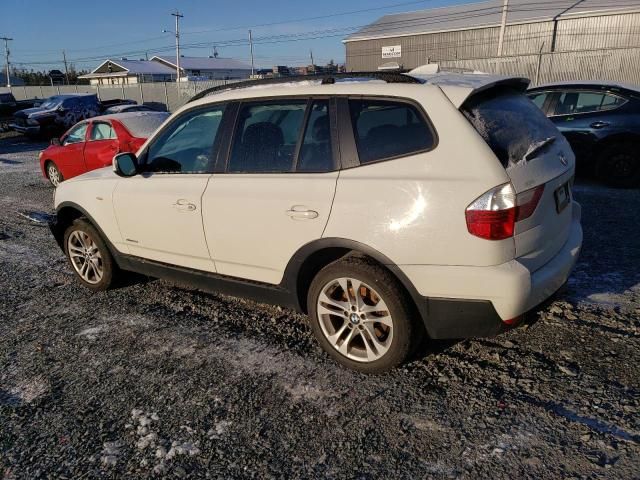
[80,59,175,78]
[151,55,252,71]
[344,0,640,42]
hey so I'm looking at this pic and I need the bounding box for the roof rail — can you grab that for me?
[188,71,422,103]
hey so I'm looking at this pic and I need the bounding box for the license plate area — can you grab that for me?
[554,182,570,213]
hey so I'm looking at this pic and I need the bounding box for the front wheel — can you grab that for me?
[64,219,117,291]
[307,257,422,373]
[46,162,63,187]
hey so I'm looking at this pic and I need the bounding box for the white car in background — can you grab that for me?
[49,71,582,372]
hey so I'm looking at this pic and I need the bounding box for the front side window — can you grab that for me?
[145,105,225,173]
[349,99,434,164]
[528,92,549,110]
[228,101,306,173]
[63,123,88,145]
[90,122,116,141]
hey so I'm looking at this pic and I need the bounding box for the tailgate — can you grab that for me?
[462,88,575,272]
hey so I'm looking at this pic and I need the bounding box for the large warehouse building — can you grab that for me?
[344,0,640,85]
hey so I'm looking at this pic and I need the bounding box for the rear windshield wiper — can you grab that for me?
[524,136,557,162]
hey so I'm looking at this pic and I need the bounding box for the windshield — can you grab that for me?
[39,96,63,110]
[462,89,560,168]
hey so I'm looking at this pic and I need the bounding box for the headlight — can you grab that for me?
[27,118,40,126]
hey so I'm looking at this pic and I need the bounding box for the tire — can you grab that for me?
[597,142,640,188]
[45,161,63,188]
[63,218,116,292]
[307,256,423,373]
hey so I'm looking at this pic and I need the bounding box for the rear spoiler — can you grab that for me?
[406,72,530,109]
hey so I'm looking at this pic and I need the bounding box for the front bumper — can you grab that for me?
[403,201,583,339]
[9,123,40,135]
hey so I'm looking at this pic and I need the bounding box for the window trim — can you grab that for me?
[138,102,228,175]
[339,95,439,169]
[548,89,629,118]
[222,96,339,174]
[88,121,117,142]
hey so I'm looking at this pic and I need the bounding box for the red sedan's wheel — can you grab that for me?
[46,162,63,187]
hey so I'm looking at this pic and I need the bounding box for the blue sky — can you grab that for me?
[1,0,471,72]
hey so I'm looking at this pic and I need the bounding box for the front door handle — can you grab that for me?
[286,206,319,220]
[590,121,610,129]
[173,199,197,212]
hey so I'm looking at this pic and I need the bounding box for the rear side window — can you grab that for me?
[462,89,560,167]
[554,91,627,115]
[90,122,116,141]
[528,92,549,110]
[228,101,306,173]
[349,99,434,164]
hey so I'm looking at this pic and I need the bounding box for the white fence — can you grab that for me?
[9,80,242,112]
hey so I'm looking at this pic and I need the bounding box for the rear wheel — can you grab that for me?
[597,142,640,188]
[63,219,117,291]
[45,161,63,187]
[307,257,421,373]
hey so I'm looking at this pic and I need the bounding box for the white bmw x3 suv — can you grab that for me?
[50,71,583,372]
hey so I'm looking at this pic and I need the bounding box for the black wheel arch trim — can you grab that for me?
[50,205,507,340]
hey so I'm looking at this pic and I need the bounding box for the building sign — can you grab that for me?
[382,45,402,59]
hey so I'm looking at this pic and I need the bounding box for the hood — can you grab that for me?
[15,106,57,118]
[67,166,119,183]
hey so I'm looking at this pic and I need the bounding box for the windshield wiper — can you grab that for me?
[525,136,557,162]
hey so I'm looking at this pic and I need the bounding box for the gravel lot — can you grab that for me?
[0,134,639,479]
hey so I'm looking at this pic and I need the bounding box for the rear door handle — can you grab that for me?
[286,206,319,220]
[590,121,610,129]
[173,199,197,212]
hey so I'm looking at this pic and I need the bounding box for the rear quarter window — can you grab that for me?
[462,89,560,168]
[349,99,435,164]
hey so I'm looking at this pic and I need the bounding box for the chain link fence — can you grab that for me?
[439,46,640,87]
[8,79,242,112]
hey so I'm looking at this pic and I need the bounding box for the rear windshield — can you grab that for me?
[462,89,559,167]
[120,113,169,138]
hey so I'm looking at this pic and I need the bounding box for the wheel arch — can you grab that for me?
[282,238,428,322]
[52,202,117,257]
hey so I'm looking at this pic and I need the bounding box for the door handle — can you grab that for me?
[173,199,197,212]
[286,206,319,220]
[590,121,610,129]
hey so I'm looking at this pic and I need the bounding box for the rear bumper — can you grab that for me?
[403,201,583,339]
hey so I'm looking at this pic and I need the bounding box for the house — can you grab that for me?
[78,58,176,86]
[150,55,252,81]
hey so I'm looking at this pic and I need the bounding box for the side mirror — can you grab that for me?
[113,152,138,177]
[50,137,61,146]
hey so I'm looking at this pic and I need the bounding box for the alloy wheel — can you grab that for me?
[48,165,61,187]
[67,230,103,284]
[316,277,393,363]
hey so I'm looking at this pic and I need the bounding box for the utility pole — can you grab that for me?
[62,49,70,85]
[171,11,183,89]
[551,0,584,52]
[496,0,508,57]
[249,29,255,77]
[1,37,13,88]
[310,49,315,65]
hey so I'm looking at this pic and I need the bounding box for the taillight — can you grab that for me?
[515,184,544,222]
[466,183,545,241]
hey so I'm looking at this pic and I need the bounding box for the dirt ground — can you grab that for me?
[0,134,639,479]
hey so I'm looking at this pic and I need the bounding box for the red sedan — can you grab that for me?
[39,111,169,187]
